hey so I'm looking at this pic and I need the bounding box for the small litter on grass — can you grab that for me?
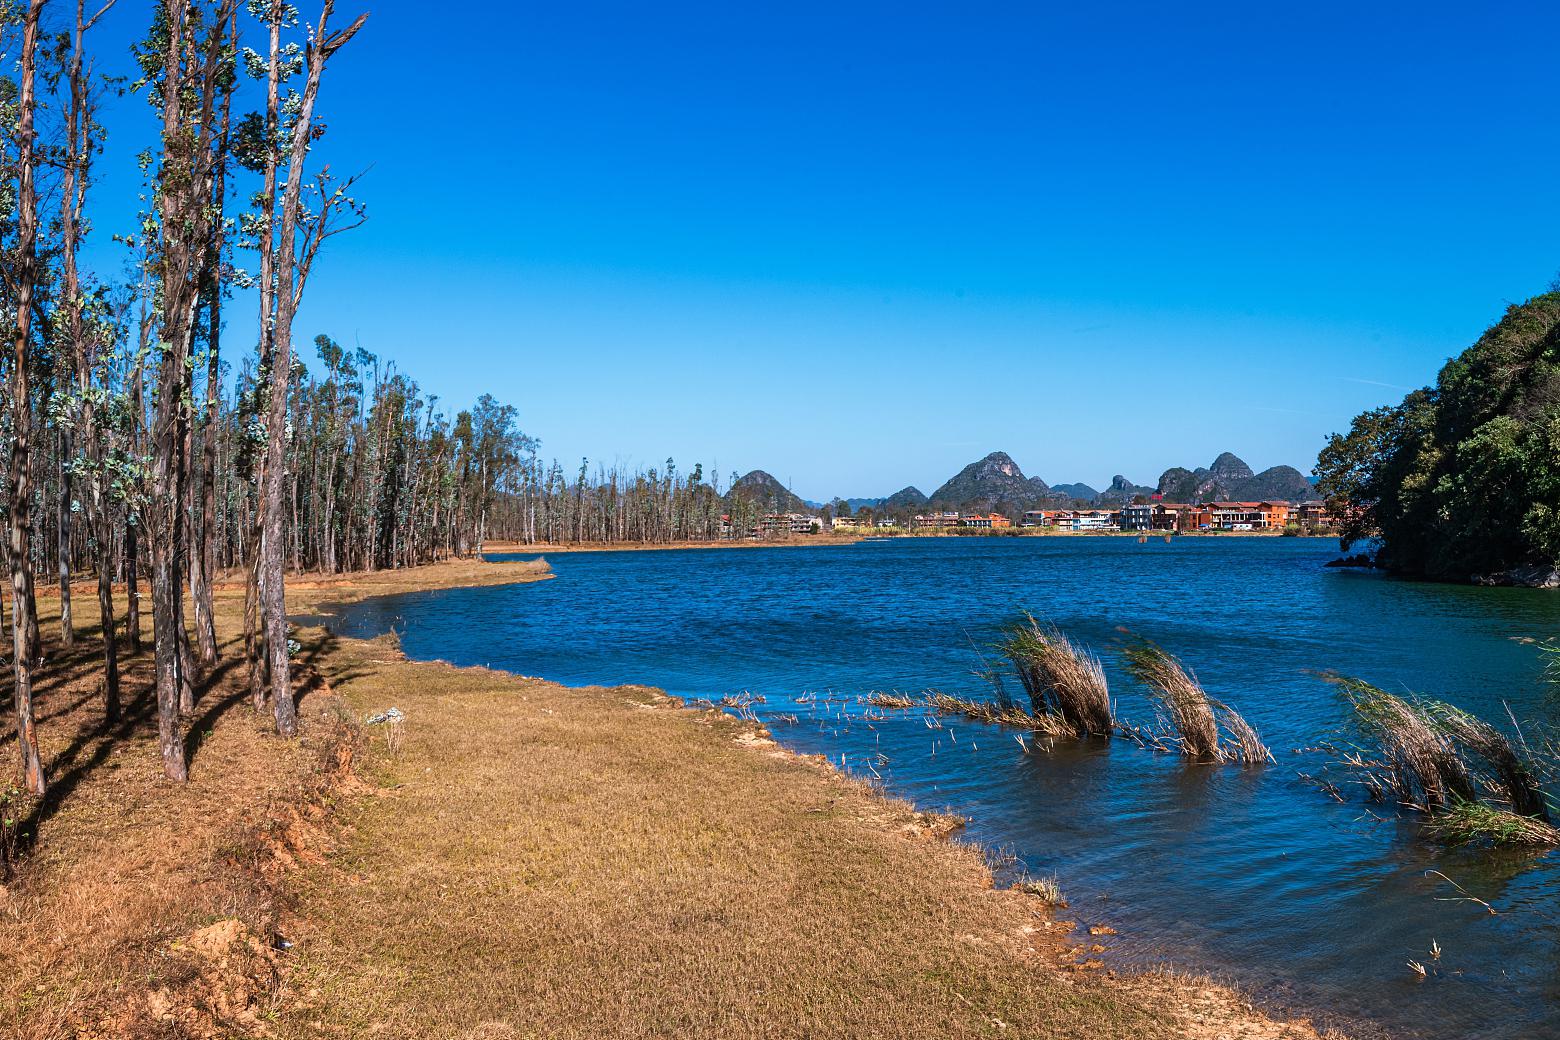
[365,707,406,725]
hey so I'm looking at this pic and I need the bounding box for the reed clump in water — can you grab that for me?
[1120,638,1271,764]
[1324,678,1560,846]
[1216,700,1275,766]
[1425,701,1552,821]
[996,616,1114,738]
[1328,677,1474,811]
[1121,638,1219,758]
[1014,875,1067,906]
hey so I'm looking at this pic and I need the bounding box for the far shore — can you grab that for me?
[483,529,1338,554]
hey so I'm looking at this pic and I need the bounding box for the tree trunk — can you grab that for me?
[125,520,142,654]
[58,430,74,647]
[7,0,47,796]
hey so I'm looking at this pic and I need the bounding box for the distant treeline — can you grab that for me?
[487,463,773,545]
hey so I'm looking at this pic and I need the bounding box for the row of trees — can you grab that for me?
[0,0,542,796]
[488,461,760,546]
[3,0,793,798]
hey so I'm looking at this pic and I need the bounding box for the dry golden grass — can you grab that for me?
[0,557,549,1039]
[5,557,1329,1039]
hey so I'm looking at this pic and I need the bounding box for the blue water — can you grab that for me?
[324,537,1560,1039]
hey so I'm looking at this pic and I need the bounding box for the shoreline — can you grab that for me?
[482,530,1338,555]
[6,556,1340,1039]
[288,559,1342,1038]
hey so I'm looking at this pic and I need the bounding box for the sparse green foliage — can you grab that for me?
[1423,800,1560,847]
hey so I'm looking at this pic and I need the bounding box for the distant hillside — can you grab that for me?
[727,470,808,513]
[775,449,1314,517]
[1048,482,1098,502]
[1156,453,1313,503]
[1095,474,1156,504]
[929,451,1055,511]
[884,486,929,510]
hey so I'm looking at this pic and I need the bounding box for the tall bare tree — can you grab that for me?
[58,0,121,717]
[7,0,47,795]
[148,0,236,780]
[256,0,366,737]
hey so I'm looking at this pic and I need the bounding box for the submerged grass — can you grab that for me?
[1217,702,1276,766]
[925,690,1072,736]
[1423,800,1560,847]
[1120,639,1220,759]
[1323,675,1560,847]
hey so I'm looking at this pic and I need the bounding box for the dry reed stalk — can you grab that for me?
[1426,702,1551,821]
[1121,639,1222,760]
[997,616,1113,738]
[866,692,917,710]
[1329,677,1474,811]
[924,690,1071,736]
[1215,702,1274,765]
[1014,875,1066,905]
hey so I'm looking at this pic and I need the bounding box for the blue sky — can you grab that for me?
[76,2,1560,499]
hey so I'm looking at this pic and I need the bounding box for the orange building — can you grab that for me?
[958,512,1011,529]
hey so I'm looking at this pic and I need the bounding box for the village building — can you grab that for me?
[913,512,961,528]
[1120,503,1155,530]
[1207,502,1290,530]
[1144,503,1210,531]
[1051,509,1118,532]
[1293,501,1336,528]
[958,512,1011,529]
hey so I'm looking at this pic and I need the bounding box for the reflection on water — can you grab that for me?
[326,538,1560,1040]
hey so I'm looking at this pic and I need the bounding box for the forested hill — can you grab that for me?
[927,451,1053,510]
[1155,453,1314,503]
[727,470,809,514]
[1316,291,1560,585]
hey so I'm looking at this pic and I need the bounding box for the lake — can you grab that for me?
[323,536,1560,1040]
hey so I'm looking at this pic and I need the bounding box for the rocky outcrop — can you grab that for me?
[1473,564,1560,588]
[1095,474,1156,504]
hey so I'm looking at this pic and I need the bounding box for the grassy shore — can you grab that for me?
[4,558,1333,1039]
